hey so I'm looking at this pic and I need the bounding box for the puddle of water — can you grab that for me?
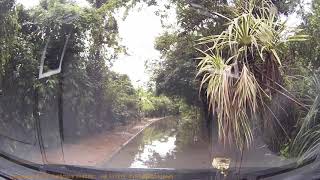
[100,117,293,171]
[102,117,212,169]
[130,135,177,168]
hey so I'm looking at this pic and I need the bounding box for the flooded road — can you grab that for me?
[99,116,293,172]
[100,117,212,169]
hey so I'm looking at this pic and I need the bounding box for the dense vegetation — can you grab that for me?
[2,0,320,164]
[150,0,320,160]
[0,0,177,157]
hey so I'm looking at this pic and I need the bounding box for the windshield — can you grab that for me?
[0,0,318,178]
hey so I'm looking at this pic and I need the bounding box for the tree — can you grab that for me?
[105,72,140,125]
[154,33,200,106]
[0,0,142,145]
[286,0,320,161]
[147,0,299,103]
[197,0,307,149]
[150,0,301,147]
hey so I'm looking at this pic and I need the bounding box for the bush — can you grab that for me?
[105,73,140,125]
[138,89,176,118]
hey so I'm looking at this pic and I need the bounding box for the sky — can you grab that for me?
[111,5,166,88]
[280,0,312,28]
[16,0,312,88]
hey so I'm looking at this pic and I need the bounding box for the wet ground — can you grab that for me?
[99,117,212,169]
[27,118,165,166]
[99,117,294,172]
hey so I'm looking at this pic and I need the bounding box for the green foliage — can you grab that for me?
[150,0,304,151]
[1,0,316,162]
[105,73,140,124]
[138,89,176,118]
[0,1,38,140]
[151,0,302,111]
[289,0,320,69]
[0,0,144,142]
[197,0,307,149]
[290,73,320,161]
[280,0,320,161]
[153,33,201,106]
[280,143,290,158]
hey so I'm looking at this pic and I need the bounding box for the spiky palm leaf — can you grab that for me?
[291,75,320,162]
[196,0,307,149]
[197,50,261,148]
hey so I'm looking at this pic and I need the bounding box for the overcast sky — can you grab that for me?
[16,0,311,88]
[111,5,167,88]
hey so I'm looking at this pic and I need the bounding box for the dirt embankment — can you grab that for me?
[34,118,165,166]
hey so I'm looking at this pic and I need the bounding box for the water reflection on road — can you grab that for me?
[100,116,292,171]
[130,135,177,168]
[101,117,212,169]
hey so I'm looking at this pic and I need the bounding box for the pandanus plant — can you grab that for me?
[196,0,307,149]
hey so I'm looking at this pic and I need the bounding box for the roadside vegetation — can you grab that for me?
[151,0,320,161]
[2,0,320,164]
[0,0,179,150]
